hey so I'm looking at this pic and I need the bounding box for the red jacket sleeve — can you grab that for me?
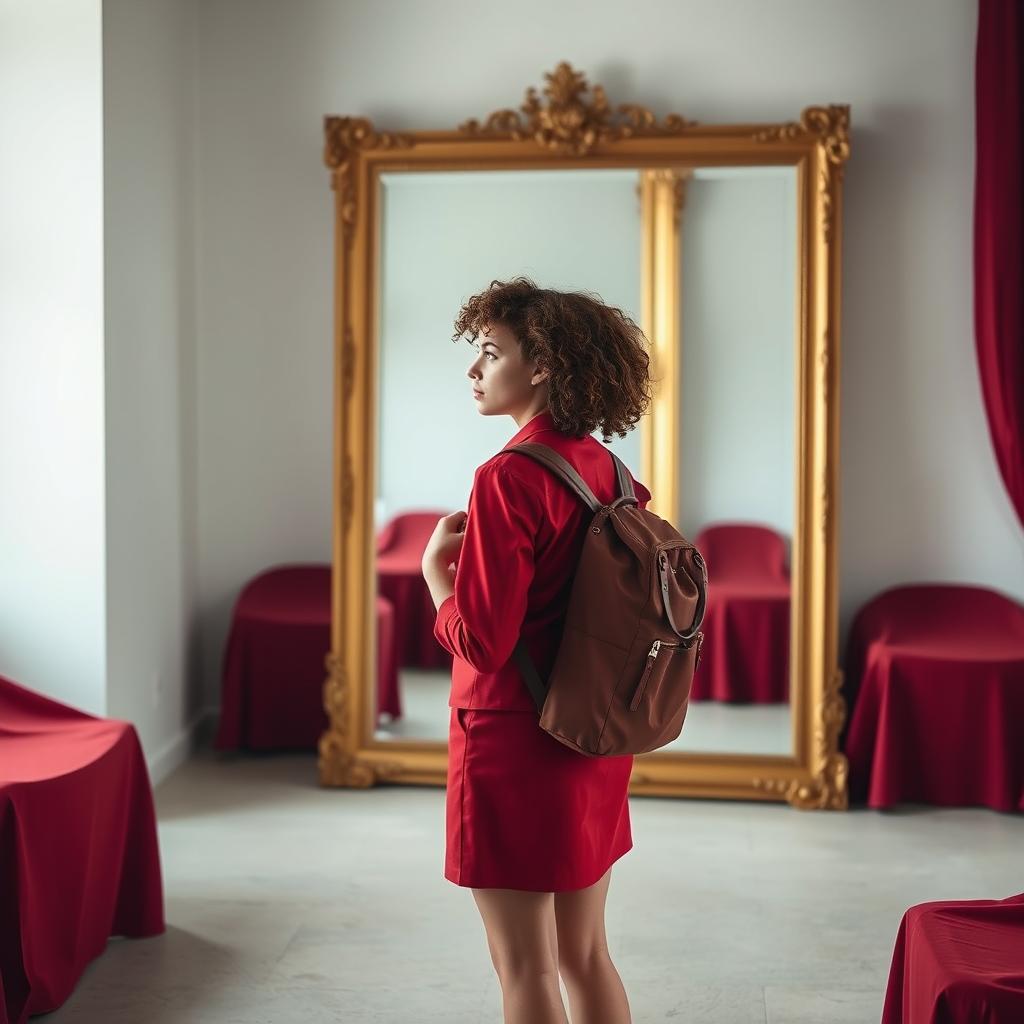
[433,459,541,673]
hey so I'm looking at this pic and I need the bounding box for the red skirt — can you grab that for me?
[445,707,635,892]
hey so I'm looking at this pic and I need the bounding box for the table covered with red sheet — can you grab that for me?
[842,584,1024,811]
[0,675,164,1024]
[881,891,1024,1023]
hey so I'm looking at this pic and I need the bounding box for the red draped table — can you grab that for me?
[842,585,1024,810]
[882,892,1024,1023]
[0,675,165,1024]
[213,564,401,752]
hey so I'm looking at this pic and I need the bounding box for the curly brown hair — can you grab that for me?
[451,276,656,442]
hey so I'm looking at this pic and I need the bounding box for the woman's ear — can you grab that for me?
[531,366,549,386]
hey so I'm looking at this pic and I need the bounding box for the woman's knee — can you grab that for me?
[553,870,613,977]
[488,944,560,982]
[556,941,613,982]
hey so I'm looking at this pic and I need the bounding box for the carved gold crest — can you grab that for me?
[458,60,697,155]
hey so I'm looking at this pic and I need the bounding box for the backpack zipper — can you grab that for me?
[629,633,703,711]
[630,639,676,711]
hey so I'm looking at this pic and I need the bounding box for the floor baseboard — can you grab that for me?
[147,705,219,787]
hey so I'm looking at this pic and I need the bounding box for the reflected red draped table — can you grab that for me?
[690,523,791,703]
[882,892,1024,1023]
[376,511,454,670]
[0,675,165,1024]
[213,564,401,752]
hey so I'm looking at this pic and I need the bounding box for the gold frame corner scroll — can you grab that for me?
[319,61,851,809]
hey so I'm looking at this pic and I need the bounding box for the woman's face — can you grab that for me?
[465,322,547,416]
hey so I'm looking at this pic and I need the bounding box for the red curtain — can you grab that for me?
[974,0,1024,529]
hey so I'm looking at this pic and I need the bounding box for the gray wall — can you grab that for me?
[103,0,201,778]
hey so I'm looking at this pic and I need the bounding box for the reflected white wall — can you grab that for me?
[376,169,644,525]
[679,167,797,548]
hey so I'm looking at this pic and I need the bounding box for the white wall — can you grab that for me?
[103,0,201,779]
[0,0,107,715]
[193,0,1022,709]
[0,0,201,783]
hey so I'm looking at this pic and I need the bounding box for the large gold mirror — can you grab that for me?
[319,63,850,808]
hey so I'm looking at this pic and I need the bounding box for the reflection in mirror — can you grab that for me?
[370,165,797,760]
[372,169,642,744]
[663,166,797,756]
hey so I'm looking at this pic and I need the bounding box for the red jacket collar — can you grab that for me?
[506,409,557,447]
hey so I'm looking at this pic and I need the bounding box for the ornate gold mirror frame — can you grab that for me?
[319,62,850,809]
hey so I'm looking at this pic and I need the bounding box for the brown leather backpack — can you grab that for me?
[502,441,708,758]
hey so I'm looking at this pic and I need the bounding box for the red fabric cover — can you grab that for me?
[375,595,400,719]
[376,511,455,670]
[974,0,1024,530]
[688,523,791,702]
[213,564,402,752]
[445,707,633,891]
[881,891,1024,1024]
[842,584,1024,810]
[0,676,164,1024]
[433,409,651,711]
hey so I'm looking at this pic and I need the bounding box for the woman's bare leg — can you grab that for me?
[553,866,631,1024]
[472,887,568,1024]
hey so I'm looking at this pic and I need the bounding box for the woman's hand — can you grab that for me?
[421,511,467,606]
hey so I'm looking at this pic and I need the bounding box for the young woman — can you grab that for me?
[420,277,654,1024]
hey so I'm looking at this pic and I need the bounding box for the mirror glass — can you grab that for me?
[371,165,797,757]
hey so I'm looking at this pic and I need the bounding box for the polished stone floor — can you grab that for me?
[47,745,1023,1023]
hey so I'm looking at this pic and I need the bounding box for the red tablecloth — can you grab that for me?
[375,595,400,718]
[882,892,1024,1023]
[0,675,164,1024]
[842,584,1024,810]
[213,564,401,752]
[377,511,455,670]
[689,523,791,702]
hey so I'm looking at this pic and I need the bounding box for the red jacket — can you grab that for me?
[433,409,652,711]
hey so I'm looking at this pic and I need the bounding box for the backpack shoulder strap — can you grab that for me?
[607,449,637,502]
[500,440,639,715]
[500,441,637,510]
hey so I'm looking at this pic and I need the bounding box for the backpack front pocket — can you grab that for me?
[629,639,680,711]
